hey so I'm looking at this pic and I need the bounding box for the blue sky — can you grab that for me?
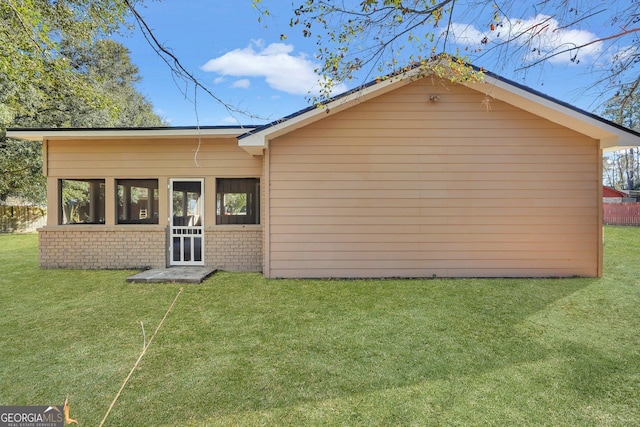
[114,0,629,127]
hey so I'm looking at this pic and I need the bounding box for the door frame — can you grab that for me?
[169,178,205,266]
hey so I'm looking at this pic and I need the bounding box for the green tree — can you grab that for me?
[1,38,165,204]
[223,193,247,215]
[0,0,136,130]
[14,39,166,128]
[0,139,44,203]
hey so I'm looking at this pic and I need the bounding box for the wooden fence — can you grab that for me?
[0,206,47,233]
[603,203,640,226]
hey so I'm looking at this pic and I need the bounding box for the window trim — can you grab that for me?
[59,178,106,225]
[216,178,260,225]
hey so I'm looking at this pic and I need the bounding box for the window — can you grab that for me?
[117,179,159,224]
[216,178,259,225]
[60,179,105,224]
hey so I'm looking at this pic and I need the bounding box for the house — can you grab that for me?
[8,67,640,278]
[603,186,627,203]
[602,185,640,226]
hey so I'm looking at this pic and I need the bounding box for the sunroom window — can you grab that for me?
[117,179,159,224]
[216,178,260,225]
[60,179,105,224]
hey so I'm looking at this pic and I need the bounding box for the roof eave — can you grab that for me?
[6,126,252,141]
[240,137,267,156]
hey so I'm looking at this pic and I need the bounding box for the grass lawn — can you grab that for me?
[0,228,639,426]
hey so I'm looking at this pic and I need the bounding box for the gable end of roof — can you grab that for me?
[239,61,640,154]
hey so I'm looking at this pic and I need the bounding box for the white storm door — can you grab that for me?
[169,179,204,266]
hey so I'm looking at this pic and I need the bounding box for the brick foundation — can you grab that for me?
[205,226,263,272]
[38,225,263,272]
[39,226,167,269]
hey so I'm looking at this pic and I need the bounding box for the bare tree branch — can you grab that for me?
[516,26,640,70]
[122,0,265,123]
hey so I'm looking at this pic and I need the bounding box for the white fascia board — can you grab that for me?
[239,133,269,155]
[238,71,417,153]
[601,137,622,151]
[463,76,640,150]
[6,127,251,141]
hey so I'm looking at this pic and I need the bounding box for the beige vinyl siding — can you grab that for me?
[266,79,600,278]
[46,138,262,178]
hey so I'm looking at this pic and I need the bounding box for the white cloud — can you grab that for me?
[232,79,251,89]
[154,108,170,124]
[448,14,602,64]
[201,40,347,95]
[448,22,485,46]
[220,116,240,125]
[213,76,226,84]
